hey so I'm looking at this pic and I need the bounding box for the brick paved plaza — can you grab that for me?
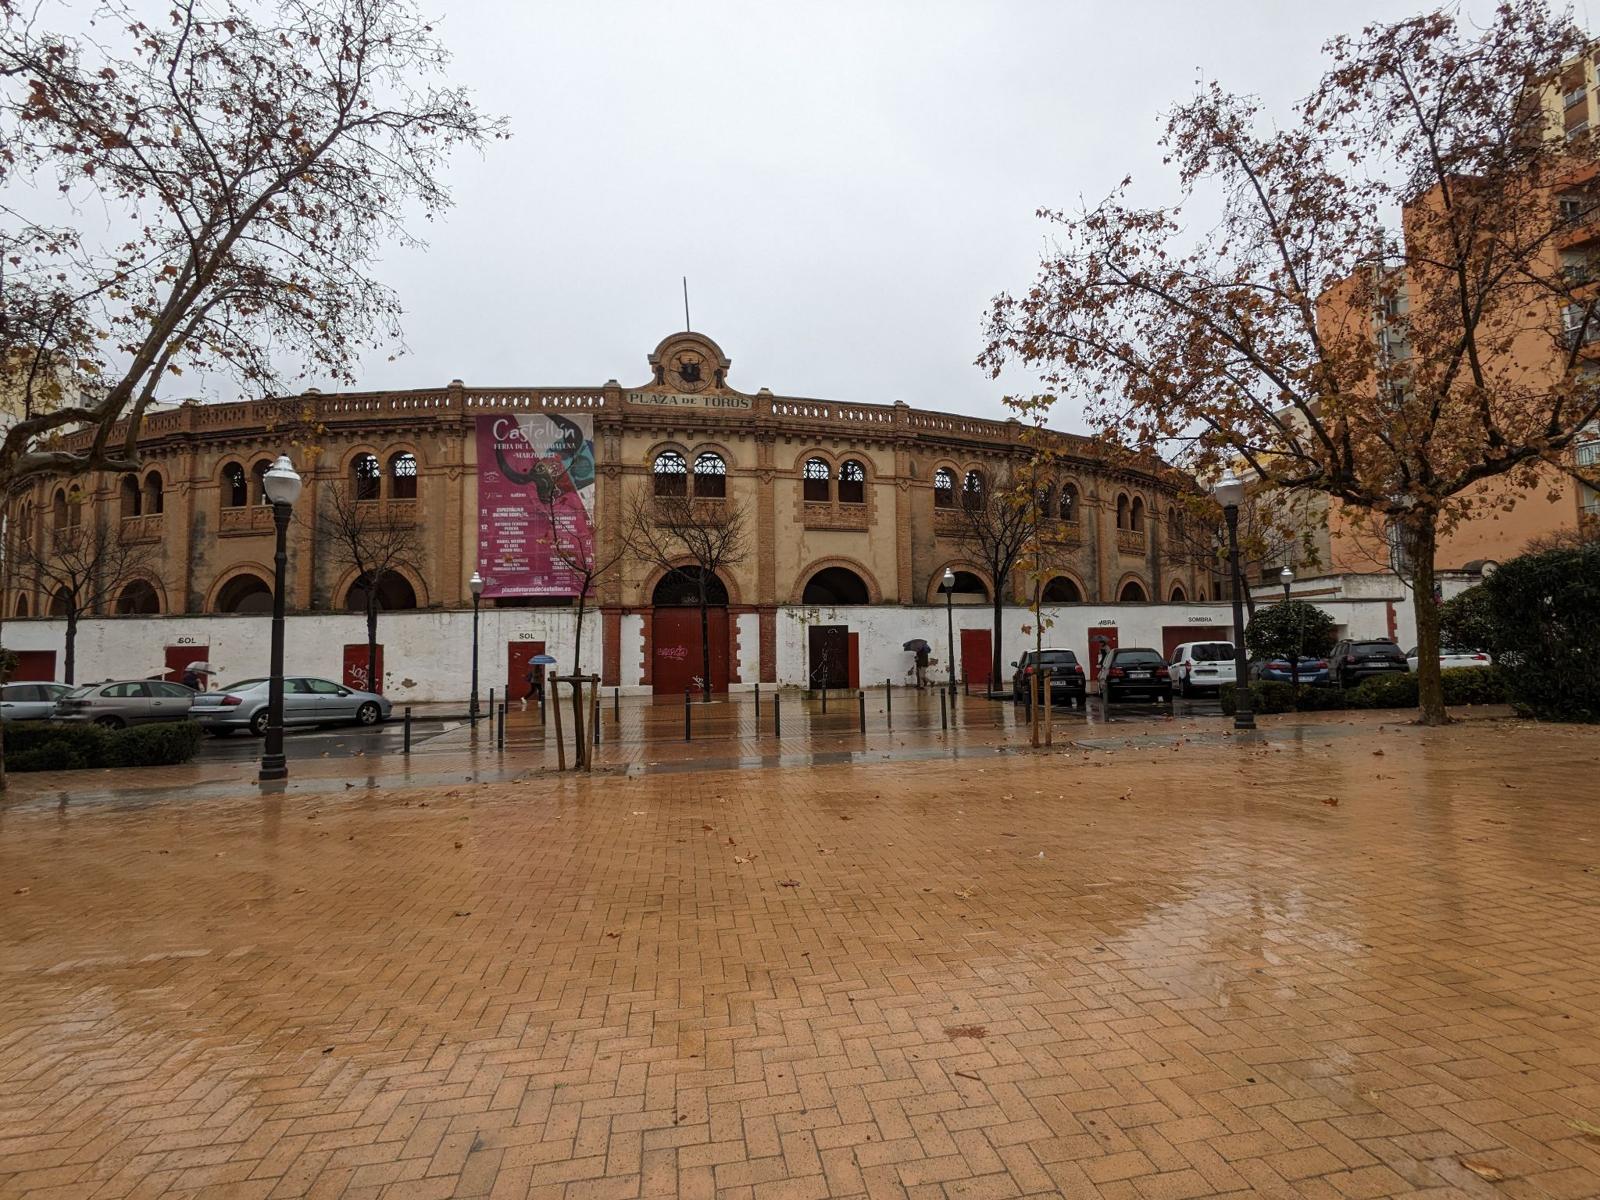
[3,714,1600,1199]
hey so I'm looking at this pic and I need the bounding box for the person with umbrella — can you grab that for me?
[904,639,931,689]
[523,653,557,708]
[181,660,215,691]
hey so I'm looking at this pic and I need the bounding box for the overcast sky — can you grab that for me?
[188,2,1535,424]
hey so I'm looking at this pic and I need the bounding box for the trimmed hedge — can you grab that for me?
[3,720,203,772]
[1219,668,1505,716]
[1476,543,1600,723]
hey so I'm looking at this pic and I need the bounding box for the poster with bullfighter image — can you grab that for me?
[475,413,596,597]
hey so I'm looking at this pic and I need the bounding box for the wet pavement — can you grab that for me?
[2,712,1599,1199]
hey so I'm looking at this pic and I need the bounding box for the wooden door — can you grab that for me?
[342,643,384,693]
[507,640,546,703]
[164,644,209,684]
[651,607,729,695]
[807,625,849,690]
[8,650,56,682]
[960,628,992,690]
[1087,627,1119,681]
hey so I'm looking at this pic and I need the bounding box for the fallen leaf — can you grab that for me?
[954,887,975,899]
[452,910,471,918]
[1462,1161,1505,1182]
[779,879,800,887]
[12,887,29,896]
[1322,798,1340,807]
[605,931,620,939]
[1372,749,1385,756]
[454,841,463,849]
[1569,1118,1600,1141]
[733,855,755,865]
[702,823,714,831]
[944,1025,987,1040]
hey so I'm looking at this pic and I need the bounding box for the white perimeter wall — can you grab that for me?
[3,595,1411,700]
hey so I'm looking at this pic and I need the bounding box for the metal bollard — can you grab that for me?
[963,672,969,696]
[487,687,495,731]
[497,701,505,751]
[684,686,691,742]
[885,679,892,715]
[755,683,761,726]
[614,687,620,719]
[822,685,827,714]
[774,691,781,737]
[403,705,412,754]
[940,688,947,730]
[858,690,866,733]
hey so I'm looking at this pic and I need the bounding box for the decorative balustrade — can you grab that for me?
[119,512,164,543]
[1117,528,1148,555]
[801,500,869,531]
[218,505,274,536]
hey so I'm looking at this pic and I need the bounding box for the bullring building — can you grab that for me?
[2,332,1226,699]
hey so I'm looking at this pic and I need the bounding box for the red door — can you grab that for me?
[343,644,384,693]
[507,641,546,704]
[8,650,56,682]
[164,645,209,684]
[959,628,992,691]
[651,608,729,695]
[1088,626,1120,681]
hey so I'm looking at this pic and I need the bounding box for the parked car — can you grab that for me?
[1405,647,1493,672]
[1329,638,1410,689]
[1102,647,1173,704]
[188,676,391,736]
[1250,656,1332,686]
[1168,641,1236,697]
[53,679,197,728]
[0,682,73,722]
[1010,649,1087,705]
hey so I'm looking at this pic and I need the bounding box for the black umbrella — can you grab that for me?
[902,639,931,652]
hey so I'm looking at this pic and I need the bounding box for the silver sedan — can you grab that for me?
[188,676,392,736]
[1,682,73,722]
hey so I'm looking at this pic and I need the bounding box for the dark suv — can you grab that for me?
[1102,647,1173,704]
[1011,649,1087,706]
[1330,638,1409,689]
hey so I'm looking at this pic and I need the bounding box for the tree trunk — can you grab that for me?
[1409,512,1447,726]
[698,594,712,703]
[989,576,1005,697]
[64,609,78,685]
[366,602,379,694]
[572,594,586,680]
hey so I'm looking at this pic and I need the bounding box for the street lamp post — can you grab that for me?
[942,567,957,698]
[1215,474,1255,732]
[258,455,302,783]
[469,571,484,723]
[1280,565,1298,693]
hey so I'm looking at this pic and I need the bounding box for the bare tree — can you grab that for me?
[623,487,748,703]
[12,509,157,683]
[951,463,1036,694]
[534,490,627,683]
[317,483,423,693]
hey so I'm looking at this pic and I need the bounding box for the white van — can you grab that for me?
[1168,641,1236,697]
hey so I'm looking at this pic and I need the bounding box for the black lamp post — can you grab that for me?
[942,566,957,697]
[258,454,302,783]
[1215,474,1256,732]
[1280,565,1299,693]
[469,570,484,723]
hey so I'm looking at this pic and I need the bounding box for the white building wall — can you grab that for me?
[3,597,1409,699]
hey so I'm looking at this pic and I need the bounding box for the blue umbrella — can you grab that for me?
[530,654,558,665]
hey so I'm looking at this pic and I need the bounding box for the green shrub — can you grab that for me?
[1347,673,1419,709]
[1440,585,1496,653]
[1292,685,1350,711]
[1244,600,1338,662]
[1479,543,1600,722]
[1440,665,1506,706]
[1,720,202,772]
[1220,681,1348,715]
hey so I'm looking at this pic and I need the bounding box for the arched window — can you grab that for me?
[962,469,985,511]
[1041,576,1083,603]
[119,474,142,519]
[652,566,729,607]
[1035,483,1053,516]
[1130,496,1146,533]
[933,467,955,509]
[1118,579,1149,602]
[389,451,418,500]
[116,579,161,614]
[693,452,727,498]
[802,566,870,604]
[653,450,688,497]
[945,570,989,600]
[345,571,419,612]
[252,460,272,505]
[1168,504,1185,541]
[49,586,71,617]
[50,489,67,531]
[214,573,274,614]
[802,457,831,502]
[1116,494,1130,529]
[143,471,164,515]
[838,459,866,505]
[14,594,28,618]
[351,453,382,502]
[1059,483,1079,522]
[1170,584,1188,602]
[221,462,247,508]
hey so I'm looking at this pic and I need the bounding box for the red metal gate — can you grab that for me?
[343,643,383,693]
[8,650,56,682]
[651,607,729,695]
[1088,626,1120,681]
[959,628,992,690]
[164,644,209,684]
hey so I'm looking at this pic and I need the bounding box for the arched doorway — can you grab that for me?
[214,573,273,614]
[1118,579,1150,603]
[651,567,730,695]
[1041,576,1083,603]
[116,580,161,614]
[802,566,869,605]
[344,571,419,612]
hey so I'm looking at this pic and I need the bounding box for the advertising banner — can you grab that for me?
[475,413,596,597]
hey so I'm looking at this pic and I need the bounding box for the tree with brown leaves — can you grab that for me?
[983,2,1600,724]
